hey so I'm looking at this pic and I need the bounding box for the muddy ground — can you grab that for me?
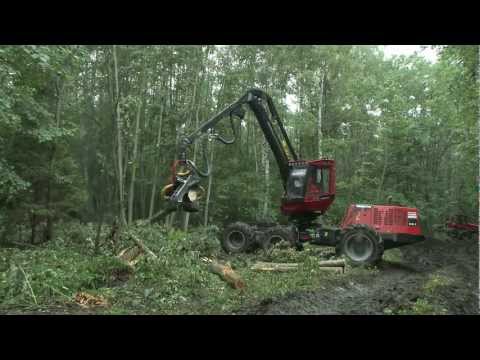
[241,235,479,315]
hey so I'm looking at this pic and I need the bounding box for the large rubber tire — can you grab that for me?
[337,224,384,267]
[221,222,254,254]
[264,226,298,250]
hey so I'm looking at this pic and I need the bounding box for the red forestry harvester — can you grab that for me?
[161,89,425,266]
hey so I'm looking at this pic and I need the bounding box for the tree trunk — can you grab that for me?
[317,63,327,159]
[43,75,64,244]
[376,141,388,203]
[128,232,158,259]
[183,52,203,231]
[252,115,259,175]
[112,45,127,227]
[148,102,164,219]
[127,64,147,224]
[203,140,215,226]
[93,211,105,255]
[183,102,201,231]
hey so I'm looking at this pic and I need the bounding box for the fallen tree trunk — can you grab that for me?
[128,233,158,259]
[117,245,145,266]
[251,261,345,274]
[147,207,177,223]
[1,241,36,250]
[207,260,245,289]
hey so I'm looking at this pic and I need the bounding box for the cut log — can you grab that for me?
[251,261,345,274]
[128,233,158,259]
[208,260,245,289]
[317,267,344,274]
[318,259,346,267]
[251,262,299,272]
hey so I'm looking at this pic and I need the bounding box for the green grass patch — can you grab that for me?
[424,273,452,295]
[382,248,403,263]
[0,223,346,314]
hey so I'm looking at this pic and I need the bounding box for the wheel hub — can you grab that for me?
[344,233,374,262]
[227,231,246,250]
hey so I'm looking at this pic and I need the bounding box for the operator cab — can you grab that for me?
[281,159,336,216]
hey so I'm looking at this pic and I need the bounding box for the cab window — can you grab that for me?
[286,168,307,200]
[315,168,330,193]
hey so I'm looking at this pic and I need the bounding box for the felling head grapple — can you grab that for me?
[161,159,205,212]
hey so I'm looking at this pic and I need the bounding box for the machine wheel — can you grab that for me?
[338,224,384,267]
[263,226,298,253]
[221,222,254,254]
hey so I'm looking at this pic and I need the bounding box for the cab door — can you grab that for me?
[304,165,332,202]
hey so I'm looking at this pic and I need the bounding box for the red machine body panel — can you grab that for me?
[341,204,422,236]
[281,159,336,216]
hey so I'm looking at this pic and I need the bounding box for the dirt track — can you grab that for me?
[242,235,479,315]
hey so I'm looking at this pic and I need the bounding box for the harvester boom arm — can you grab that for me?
[178,88,297,186]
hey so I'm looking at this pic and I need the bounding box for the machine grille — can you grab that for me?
[377,207,408,226]
[385,208,394,225]
[395,208,407,226]
[373,208,381,225]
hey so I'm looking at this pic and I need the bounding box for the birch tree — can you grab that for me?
[127,57,147,224]
[112,45,127,226]
[203,139,215,226]
[317,60,327,158]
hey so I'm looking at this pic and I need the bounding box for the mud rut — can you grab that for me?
[241,236,479,315]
